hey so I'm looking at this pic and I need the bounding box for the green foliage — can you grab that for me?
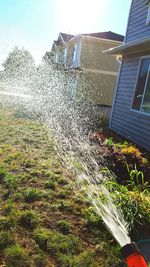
[104,137,128,148]
[104,178,150,231]
[104,137,113,146]
[125,163,150,192]
[18,210,40,230]
[2,46,36,79]
[58,220,71,234]
[5,244,29,267]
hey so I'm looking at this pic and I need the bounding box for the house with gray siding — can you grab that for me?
[105,0,150,151]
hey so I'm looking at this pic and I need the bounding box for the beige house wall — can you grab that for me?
[80,38,120,72]
[51,35,122,107]
[76,71,117,106]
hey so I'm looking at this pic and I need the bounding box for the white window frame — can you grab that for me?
[72,44,77,63]
[131,56,150,116]
[146,2,150,25]
[55,52,59,63]
[64,47,67,64]
[141,65,150,112]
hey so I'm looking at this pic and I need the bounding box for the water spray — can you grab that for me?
[121,242,148,267]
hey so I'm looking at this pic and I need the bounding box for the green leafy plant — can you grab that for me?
[125,163,150,192]
[104,137,113,146]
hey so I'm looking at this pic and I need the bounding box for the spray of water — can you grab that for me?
[0,60,131,247]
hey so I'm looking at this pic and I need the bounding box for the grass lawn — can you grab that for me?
[0,108,149,267]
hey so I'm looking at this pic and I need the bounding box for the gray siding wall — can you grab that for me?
[126,0,150,43]
[110,56,150,150]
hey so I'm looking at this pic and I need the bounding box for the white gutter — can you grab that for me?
[69,34,123,44]
[103,36,150,55]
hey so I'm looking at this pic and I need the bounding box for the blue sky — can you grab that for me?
[0,0,131,67]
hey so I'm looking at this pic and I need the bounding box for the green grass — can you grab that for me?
[18,210,40,230]
[5,244,29,267]
[0,108,149,267]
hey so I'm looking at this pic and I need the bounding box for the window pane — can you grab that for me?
[73,44,77,62]
[141,71,150,113]
[132,58,150,110]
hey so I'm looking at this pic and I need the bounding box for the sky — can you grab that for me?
[0,0,131,68]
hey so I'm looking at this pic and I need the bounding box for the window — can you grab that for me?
[64,48,67,64]
[55,52,59,63]
[72,44,77,63]
[132,58,150,114]
[146,1,150,25]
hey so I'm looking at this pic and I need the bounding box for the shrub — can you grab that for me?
[58,220,71,234]
[121,146,142,158]
[18,210,40,230]
[5,244,29,267]
[105,179,150,232]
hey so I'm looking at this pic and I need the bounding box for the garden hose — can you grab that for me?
[121,242,148,267]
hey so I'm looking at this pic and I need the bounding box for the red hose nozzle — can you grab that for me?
[121,242,148,267]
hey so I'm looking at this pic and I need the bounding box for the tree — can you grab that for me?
[41,51,54,66]
[2,47,36,80]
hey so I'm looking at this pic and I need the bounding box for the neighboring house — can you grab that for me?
[51,31,124,107]
[105,0,150,151]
